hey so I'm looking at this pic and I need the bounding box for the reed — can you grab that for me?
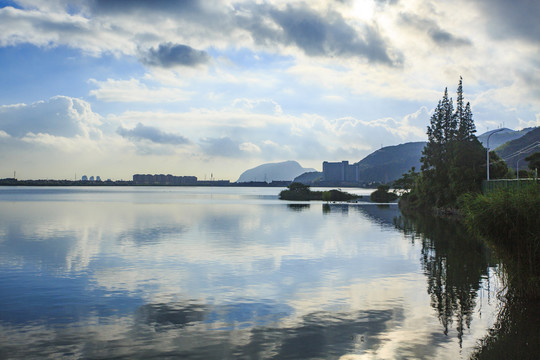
[460,184,540,299]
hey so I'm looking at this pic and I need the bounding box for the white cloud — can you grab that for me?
[1,0,539,179]
[231,98,283,115]
[89,78,192,103]
[239,142,261,153]
[0,5,132,56]
[0,91,430,180]
[0,96,102,138]
[519,115,540,130]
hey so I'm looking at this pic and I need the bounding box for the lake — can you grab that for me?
[0,186,503,359]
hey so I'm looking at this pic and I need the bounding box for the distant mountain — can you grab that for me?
[477,127,534,149]
[494,127,540,169]
[293,171,322,184]
[354,141,426,183]
[261,127,539,186]
[236,161,316,183]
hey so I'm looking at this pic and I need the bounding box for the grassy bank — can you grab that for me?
[460,184,540,299]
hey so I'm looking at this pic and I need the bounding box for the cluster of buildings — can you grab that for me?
[132,174,198,185]
[322,161,362,184]
[81,175,102,182]
[83,161,369,186]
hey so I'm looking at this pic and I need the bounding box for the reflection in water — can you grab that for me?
[131,300,393,359]
[0,187,506,359]
[394,214,494,347]
[470,296,540,359]
[287,203,310,212]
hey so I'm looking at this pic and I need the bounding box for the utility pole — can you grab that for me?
[486,128,504,181]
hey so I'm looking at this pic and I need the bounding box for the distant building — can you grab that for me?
[322,161,360,183]
[89,176,95,181]
[96,176,101,182]
[81,175,88,181]
[132,174,198,185]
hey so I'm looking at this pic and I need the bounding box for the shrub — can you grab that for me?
[370,185,398,203]
[461,185,540,298]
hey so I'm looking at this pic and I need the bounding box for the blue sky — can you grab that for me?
[0,0,539,180]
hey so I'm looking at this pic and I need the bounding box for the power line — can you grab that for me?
[486,142,540,168]
[501,142,540,161]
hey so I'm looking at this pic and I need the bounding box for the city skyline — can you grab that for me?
[1,0,539,180]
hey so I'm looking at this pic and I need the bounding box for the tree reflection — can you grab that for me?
[394,214,493,346]
[286,204,310,212]
[470,295,540,359]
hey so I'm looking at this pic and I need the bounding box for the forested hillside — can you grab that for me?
[494,127,540,169]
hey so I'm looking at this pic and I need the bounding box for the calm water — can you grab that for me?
[0,186,503,359]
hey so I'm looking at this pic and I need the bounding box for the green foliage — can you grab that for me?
[393,167,419,191]
[488,151,509,179]
[279,183,360,201]
[279,182,316,200]
[525,152,540,170]
[322,191,331,202]
[460,185,540,299]
[405,78,485,210]
[327,189,360,201]
[370,184,398,203]
[287,182,310,191]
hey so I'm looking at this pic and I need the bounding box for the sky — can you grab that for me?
[0,0,539,181]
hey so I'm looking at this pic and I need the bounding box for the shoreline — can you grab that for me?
[0,178,380,188]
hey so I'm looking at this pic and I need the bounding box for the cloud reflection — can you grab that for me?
[0,188,502,359]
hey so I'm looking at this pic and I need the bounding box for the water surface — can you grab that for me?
[0,186,502,359]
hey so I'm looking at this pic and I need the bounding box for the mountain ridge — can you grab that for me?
[236,160,316,183]
[244,127,539,185]
[494,127,540,169]
[477,127,535,149]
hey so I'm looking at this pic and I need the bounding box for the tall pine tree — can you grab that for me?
[455,77,477,142]
[408,78,485,210]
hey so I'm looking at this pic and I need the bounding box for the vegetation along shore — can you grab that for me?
[394,78,540,301]
[278,182,362,202]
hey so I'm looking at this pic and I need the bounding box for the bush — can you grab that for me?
[461,184,540,298]
[370,184,398,203]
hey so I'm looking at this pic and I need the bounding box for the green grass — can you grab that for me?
[460,184,540,299]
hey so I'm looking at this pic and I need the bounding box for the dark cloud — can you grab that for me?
[140,43,210,68]
[90,0,201,15]
[240,4,401,66]
[473,0,540,43]
[399,13,472,47]
[90,0,401,65]
[117,123,190,145]
[199,137,244,158]
[374,0,400,7]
